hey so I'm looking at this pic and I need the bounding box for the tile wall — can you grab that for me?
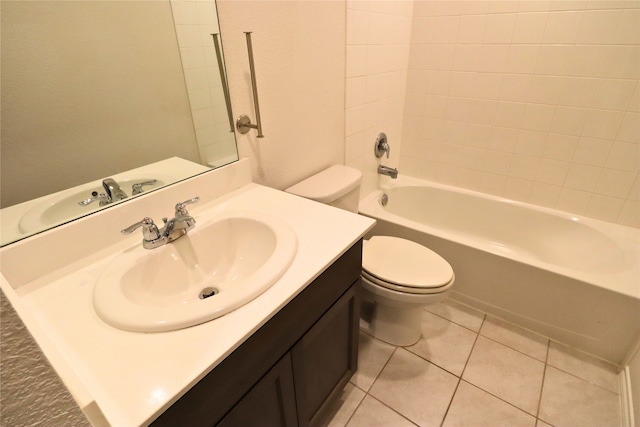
[400,0,639,227]
[345,1,414,198]
[170,0,238,166]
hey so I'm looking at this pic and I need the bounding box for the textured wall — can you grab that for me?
[400,0,639,227]
[0,290,89,427]
[217,0,346,190]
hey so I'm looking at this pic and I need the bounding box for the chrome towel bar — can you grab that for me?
[236,32,264,137]
[210,33,234,133]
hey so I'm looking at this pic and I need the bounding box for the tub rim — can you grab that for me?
[359,175,640,300]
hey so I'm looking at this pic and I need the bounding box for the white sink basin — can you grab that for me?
[92,211,298,332]
[18,175,172,234]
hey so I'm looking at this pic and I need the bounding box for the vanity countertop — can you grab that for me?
[0,160,376,426]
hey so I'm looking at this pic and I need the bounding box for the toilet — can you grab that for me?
[285,165,454,346]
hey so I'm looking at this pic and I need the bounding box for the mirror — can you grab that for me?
[0,0,238,246]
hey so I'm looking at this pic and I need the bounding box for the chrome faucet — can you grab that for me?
[102,178,128,202]
[78,178,129,207]
[378,165,398,179]
[121,197,199,249]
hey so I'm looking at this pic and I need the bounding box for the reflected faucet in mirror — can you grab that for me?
[78,179,157,207]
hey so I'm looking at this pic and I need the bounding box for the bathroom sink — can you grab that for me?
[92,211,298,332]
[18,175,172,234]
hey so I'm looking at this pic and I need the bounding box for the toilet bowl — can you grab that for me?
[360,236,454,346]
[285,165,455,346]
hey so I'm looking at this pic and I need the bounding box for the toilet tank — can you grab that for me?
[285,165,362,213]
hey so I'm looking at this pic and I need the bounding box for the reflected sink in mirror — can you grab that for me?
[93,211,298,332]
[18,174,173,234]
[1,158,211,245]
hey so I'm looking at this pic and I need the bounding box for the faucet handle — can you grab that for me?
[131,179,157,195]
[374,132,390,159]
[175,197,200,216]
[121,217,161,241]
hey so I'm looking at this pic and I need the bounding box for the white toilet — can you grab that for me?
[286,165,455,346]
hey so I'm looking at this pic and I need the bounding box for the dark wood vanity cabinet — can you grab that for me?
[151,240,362,427]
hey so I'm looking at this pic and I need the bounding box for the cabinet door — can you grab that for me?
[291,283,360,427]
[218,353,298,427]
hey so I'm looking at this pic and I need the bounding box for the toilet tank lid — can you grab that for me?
[285,165,362,203]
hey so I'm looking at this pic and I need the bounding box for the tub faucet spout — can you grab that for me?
[378,165,398,179]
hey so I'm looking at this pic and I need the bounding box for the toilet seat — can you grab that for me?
[362,236,454,295]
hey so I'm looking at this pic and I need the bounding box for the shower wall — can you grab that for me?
[345,1,414,197]
[400,1,639,227]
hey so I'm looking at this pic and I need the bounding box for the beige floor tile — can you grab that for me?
[425,298,485,332]
[463,336,545,415]
[442,381,536,427]
[350,332,396,391]
[369,348,459,427]
[406,311,477,376]
[539,366,621,427]
[480,316,549,361]
[547,341,619,393]
[312,383,366,427]
[345,395,416,427]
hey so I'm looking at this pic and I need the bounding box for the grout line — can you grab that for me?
[365,394,420,427]
[479,333,548,363]
[439,377,462,427]
[459,313,485,379]
[459,378,540,421]
[535,338,551,422]
[340,384,367,427]
[438,315,485,427]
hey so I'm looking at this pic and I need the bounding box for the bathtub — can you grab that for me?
[359,176,640,364]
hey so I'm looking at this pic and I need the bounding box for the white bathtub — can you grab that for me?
[359,176,640,364]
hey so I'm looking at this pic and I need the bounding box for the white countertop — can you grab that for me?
[0,160,376,426]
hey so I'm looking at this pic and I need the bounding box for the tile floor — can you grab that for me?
[315,299,622,427]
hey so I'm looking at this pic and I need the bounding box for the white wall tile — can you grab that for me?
[457,15,487,44]
[576,10,622,44]
[512,12,549,44]
[605,46,640,80]
[483,13,517,44]
[606,142,639,172]
[564,163,602,191]
[535,45,574,75]
[528,76,564,105]
[353,1,640,226]
[543,11,583,44]
[559,77,598,108]
[617,112,640,143]
[582,109,624,140]
[536,158,570,185]
[556,187,592,213]
[618,199,640,227]
[567,45,610,77]
[544,133,579,161]
[505,45,540,74]
[595,168,637,198]
[591,79,636,111]
[550,106,588,135]
[585,193,625,222]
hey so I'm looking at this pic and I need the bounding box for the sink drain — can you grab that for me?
[199,287,218,300]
